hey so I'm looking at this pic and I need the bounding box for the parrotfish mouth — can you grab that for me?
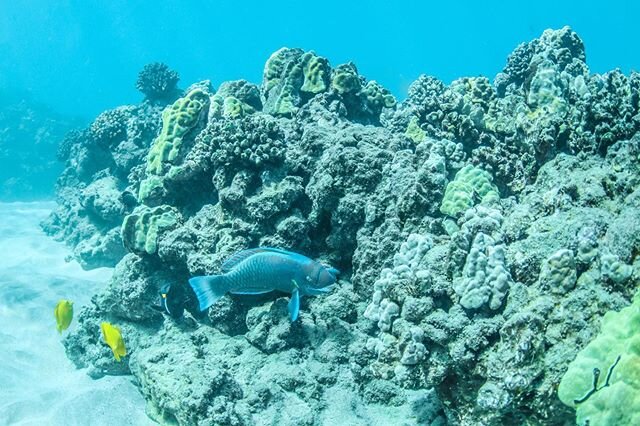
[327,267,340,277]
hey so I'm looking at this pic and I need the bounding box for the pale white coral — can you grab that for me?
[364,233,433,329]
[400,326,427,365]
[454,232,512,310]
[576,226,598,264]
[600,251,633,284]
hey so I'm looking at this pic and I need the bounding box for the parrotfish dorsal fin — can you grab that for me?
[220,247,293,272]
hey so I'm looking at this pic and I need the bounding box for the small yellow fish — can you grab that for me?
[54,300,73,333]
[100,322,127,362]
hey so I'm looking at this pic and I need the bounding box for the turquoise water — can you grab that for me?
[1,3,639,426]
[0,1,638,118]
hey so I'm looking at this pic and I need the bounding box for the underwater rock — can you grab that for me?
[52,27,640,425]
[43,101,163,269]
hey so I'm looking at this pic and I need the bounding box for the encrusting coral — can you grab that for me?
[558,290,640,425]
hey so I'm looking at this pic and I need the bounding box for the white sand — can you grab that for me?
[0,202,154,425]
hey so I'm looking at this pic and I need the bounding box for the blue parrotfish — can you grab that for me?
[188,248,339,321]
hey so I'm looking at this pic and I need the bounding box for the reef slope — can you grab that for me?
[52,28,639,425]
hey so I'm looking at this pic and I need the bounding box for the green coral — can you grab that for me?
[121,205,180,255]
[262,48,303,116]
[405,116,426,144]
[138,175,164,204]
[558,291,640,425]
[210,95,247,119]
[362,80,396,110]
[331,63,361,95]
[146,88,209,175]
[262,48,330,116]
[263,47,296,94]
[440,165,499,217]
[210,80,261,119]
[301,52,330,94]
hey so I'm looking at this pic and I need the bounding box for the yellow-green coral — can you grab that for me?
[558,291,640,425]
[440,165,499,217]
[264,50,330,115]
[405,116,426,144]
[265,51,303,116]
[210,94,251,119]
[121,205,180,255]
[138,175,164,204]
[210,80,260,119]
[362,80,396,109]
[263,48,292,93]
[272,74,300,116]
[146,88,209,175]
[301,52,329,94]
[331,63,361,95]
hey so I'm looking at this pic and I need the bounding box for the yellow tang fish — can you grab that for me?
[54,300,73,333]
[100,322,127,362]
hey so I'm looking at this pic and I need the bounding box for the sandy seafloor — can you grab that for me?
[0,201,154,425]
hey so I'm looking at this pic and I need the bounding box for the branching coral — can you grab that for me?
[136,62,180,102]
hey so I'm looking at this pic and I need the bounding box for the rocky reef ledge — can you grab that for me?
[47,27,639,425]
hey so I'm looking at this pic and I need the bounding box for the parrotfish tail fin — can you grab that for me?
[288,288,300,322]
[188,275,227,311]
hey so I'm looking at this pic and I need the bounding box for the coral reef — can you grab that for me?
[121,205,182,255]
[43,96,165,269]
[386,26,640,195]
[49,28,640,425]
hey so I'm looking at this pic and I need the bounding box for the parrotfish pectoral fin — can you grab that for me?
[288,288,300,322]
[188,275,227,311]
